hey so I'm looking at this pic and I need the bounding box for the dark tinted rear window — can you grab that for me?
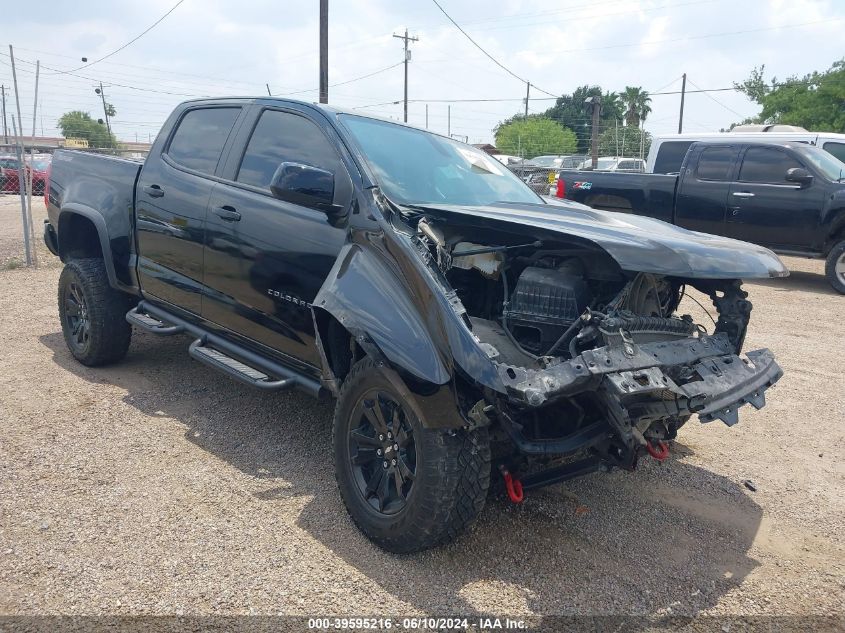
[167,107,240,175]
[696,146,734,181]
[823,141,845,163]
[654,141,693,174]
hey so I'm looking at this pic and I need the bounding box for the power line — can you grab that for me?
[46,0,188,75]
[541,17,844,55]
[273,62,404,97]
[648,75,683,95]
[11,37,389,90]
[428,0,559,98]
[1,52,198,97]
[354,100,401,110]
[462,0,719,33]
[686,77,746,118]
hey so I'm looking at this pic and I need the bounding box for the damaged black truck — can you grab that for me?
[44,98,786,553]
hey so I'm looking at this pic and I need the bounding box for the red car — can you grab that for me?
[0,154,50,195]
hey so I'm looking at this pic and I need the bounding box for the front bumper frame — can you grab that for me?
[495,332,782,427]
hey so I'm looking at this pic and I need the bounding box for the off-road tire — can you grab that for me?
[825,240,845,294]
[58,258,133,366]
[333,358,491,553]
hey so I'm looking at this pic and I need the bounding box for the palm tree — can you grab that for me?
[602,91,624,122]
[622,86,652,127]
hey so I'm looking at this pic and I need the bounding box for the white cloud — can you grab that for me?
[2,0,843,144]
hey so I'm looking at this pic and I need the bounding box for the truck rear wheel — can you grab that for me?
[58,258,133,366]
[332,358,490,553]
[825,240,845,294]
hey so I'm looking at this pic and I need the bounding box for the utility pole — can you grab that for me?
[1,85,8,143]
[95,82,111,135]
[585,96,601,170]
[9,45,32,267]
[425,104,429,129]
[524,82,530,118]
[447,105,451,137]
[393,28,418,123]
[678,72,687,134]
[319,0,328,103]
[27,61,40,257]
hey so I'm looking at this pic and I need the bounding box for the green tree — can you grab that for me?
[58,110,118,148]
[598,125,652,158]
[539,85,625,153]
[734,60,845,132]
[494,117,578,157]
[621,86,652,127]
[601,91,624,122]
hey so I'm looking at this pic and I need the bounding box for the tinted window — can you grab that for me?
[238,110,341,189]
[167,108,240,175]
[696,146,734,181]
[0,158,20,169]
[823,142,845,163]
[654,141,693,174]
[739,147,802,183]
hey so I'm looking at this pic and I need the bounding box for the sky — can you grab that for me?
[1,0,843,147]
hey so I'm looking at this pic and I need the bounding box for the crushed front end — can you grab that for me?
[408,211,784,494]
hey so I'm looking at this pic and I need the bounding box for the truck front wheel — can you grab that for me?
[332,358,490,553]
[58,258,133,366]
[825,240,845,294]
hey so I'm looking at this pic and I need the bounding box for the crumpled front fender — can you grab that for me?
[314,241,451,386]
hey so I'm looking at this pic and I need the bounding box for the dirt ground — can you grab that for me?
[0,196,843,621]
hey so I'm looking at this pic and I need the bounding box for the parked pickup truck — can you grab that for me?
[554,141,845,293]
[44,98,785,553]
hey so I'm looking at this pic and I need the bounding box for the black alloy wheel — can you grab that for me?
[58,258,132,366]
[63,280,91,354]
[332,358,491,553]
[348,390,417,515]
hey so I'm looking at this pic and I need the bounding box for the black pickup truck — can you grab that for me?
[555,141,845,293]
[44,98,785,553]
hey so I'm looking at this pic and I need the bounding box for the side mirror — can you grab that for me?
[270,162,343,214]
[785,167,813,187]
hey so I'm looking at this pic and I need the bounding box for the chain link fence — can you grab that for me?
[1,143,149,197]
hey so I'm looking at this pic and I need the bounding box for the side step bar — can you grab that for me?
[126,301,323,398]
[188,338,295,391]
[126,306,184,335]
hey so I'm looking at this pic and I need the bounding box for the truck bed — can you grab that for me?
[47,150,144,290]
[557,170,679,223]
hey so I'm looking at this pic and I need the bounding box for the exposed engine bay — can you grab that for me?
[411,213,783,493]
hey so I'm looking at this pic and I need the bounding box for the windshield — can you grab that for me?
[340,115,542,207]
[531,156,562,168]
[796,145,845,181]
[597,158,617,170]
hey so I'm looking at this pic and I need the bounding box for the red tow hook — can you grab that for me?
[646,440,670,461]
[499,466,524,503]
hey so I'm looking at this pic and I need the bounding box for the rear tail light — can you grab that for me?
[556,176,565,198]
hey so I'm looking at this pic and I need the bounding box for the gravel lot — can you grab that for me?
[0,196,843,621]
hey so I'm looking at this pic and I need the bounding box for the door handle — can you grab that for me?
[143,184,165,198]
[732,191,755,198]
[212,205,241,222]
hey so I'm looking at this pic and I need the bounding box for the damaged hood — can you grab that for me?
[417,199,789,279]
